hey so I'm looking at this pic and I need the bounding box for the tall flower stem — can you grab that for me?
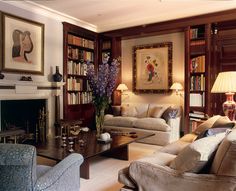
[86,55,119,137]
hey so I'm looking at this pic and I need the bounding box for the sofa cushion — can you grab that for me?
[137,152,176,166]
[170,133,225,173]
[159,140,190,155]
[179,133,197,143]
[147,104,169,118]
[133,118,170,132]
[121,105,138,117]
[149,106,166,118]
[162,106,182,121]
[104,116,137,127]
[212,116,235,129]
[121,103,149,118]
[210,129,236,176]
[193,115,221,135]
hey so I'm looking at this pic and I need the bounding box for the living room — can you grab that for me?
[1,1,236,191]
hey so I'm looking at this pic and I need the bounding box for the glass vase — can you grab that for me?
[95,108,105,137]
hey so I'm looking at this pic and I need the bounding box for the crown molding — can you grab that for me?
[1,1,97,32]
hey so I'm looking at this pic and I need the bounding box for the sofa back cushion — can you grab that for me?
[210,129,236,176]
[148,104,170,118]
[169,133,225,173]
[121,103,149,118]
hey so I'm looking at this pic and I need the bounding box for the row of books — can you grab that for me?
[67,61,87,76]
[67,77,91,91]
[190,28,204,39]
[190,40,205,46]
[68,47,94,61]
[190,75,205,91]
[67,92,92,105]
[190,55,205,73]
[68,34,94,49]
[190,93,205,107]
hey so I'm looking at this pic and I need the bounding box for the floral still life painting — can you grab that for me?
[133,42,172,93]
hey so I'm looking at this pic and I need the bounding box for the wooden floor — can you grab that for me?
[37,142,161,191]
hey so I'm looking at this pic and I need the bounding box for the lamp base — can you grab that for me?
[223,93,236,121]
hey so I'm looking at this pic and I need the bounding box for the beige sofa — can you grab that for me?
[104,103,181,146]
[118,115,236,191]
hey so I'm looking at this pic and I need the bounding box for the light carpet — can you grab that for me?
[37,142,161,191]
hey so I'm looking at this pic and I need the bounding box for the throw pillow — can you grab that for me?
[149,107,166,118]
[121,105,138,117]
[193,115,221,135]
[162,106,181,121]
[170,132,225,173]
[211,116,235,129]
[196,116,235,140]
[196,128,229,140]
[112,106,121,116]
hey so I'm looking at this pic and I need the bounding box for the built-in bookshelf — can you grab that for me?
[63,22,97,125]
[185,24,211,133]
[98,36,112,62]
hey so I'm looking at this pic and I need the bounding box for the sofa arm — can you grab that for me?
[35,153,83,191]
[129,161,236,191]
[167,117,181,142]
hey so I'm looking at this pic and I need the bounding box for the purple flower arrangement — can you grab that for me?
[86,56,119,111]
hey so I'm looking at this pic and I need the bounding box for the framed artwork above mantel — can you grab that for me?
[0,12,44,75]
[133,42,172,93]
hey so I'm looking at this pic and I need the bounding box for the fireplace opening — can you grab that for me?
[0,99,48,144]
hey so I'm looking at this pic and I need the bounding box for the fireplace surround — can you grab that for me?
[0,80,64,143]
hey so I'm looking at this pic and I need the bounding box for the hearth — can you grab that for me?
[0,99,48,144]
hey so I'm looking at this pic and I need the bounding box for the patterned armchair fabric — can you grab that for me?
[0,143,83,191]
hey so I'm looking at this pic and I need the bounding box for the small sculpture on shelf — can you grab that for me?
[53,66,63,82]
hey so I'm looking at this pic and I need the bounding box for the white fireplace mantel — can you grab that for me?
[0,79,65,100]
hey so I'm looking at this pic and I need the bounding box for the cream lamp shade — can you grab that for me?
[170,82,183,91]
[211,72,236,93]
[211,71,236,121]
[117,83,128,92]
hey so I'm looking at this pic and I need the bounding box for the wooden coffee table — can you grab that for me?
[36,130,154,179]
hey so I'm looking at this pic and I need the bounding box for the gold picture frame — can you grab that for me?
[133,42,172,93]
[1,12,44,75]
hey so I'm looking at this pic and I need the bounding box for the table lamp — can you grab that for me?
[117,83,128,93]
[170,82,183,95]
[211,71,236,121]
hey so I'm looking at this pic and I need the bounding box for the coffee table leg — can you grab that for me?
[103,145,129,160]
[80,159,90,179]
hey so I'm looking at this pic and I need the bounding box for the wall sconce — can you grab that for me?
[117,83,128,94]
[170,82,183,95]
[211,71,236,121]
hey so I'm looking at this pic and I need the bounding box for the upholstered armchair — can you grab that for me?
[0,143,83,191]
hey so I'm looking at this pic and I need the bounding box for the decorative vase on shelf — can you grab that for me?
[53,66,62,82]
[95,107,105,137]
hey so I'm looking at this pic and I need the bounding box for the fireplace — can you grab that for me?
[0,99,48,144]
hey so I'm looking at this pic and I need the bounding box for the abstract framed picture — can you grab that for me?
[133,42,172,93]
[1,13,44,75]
